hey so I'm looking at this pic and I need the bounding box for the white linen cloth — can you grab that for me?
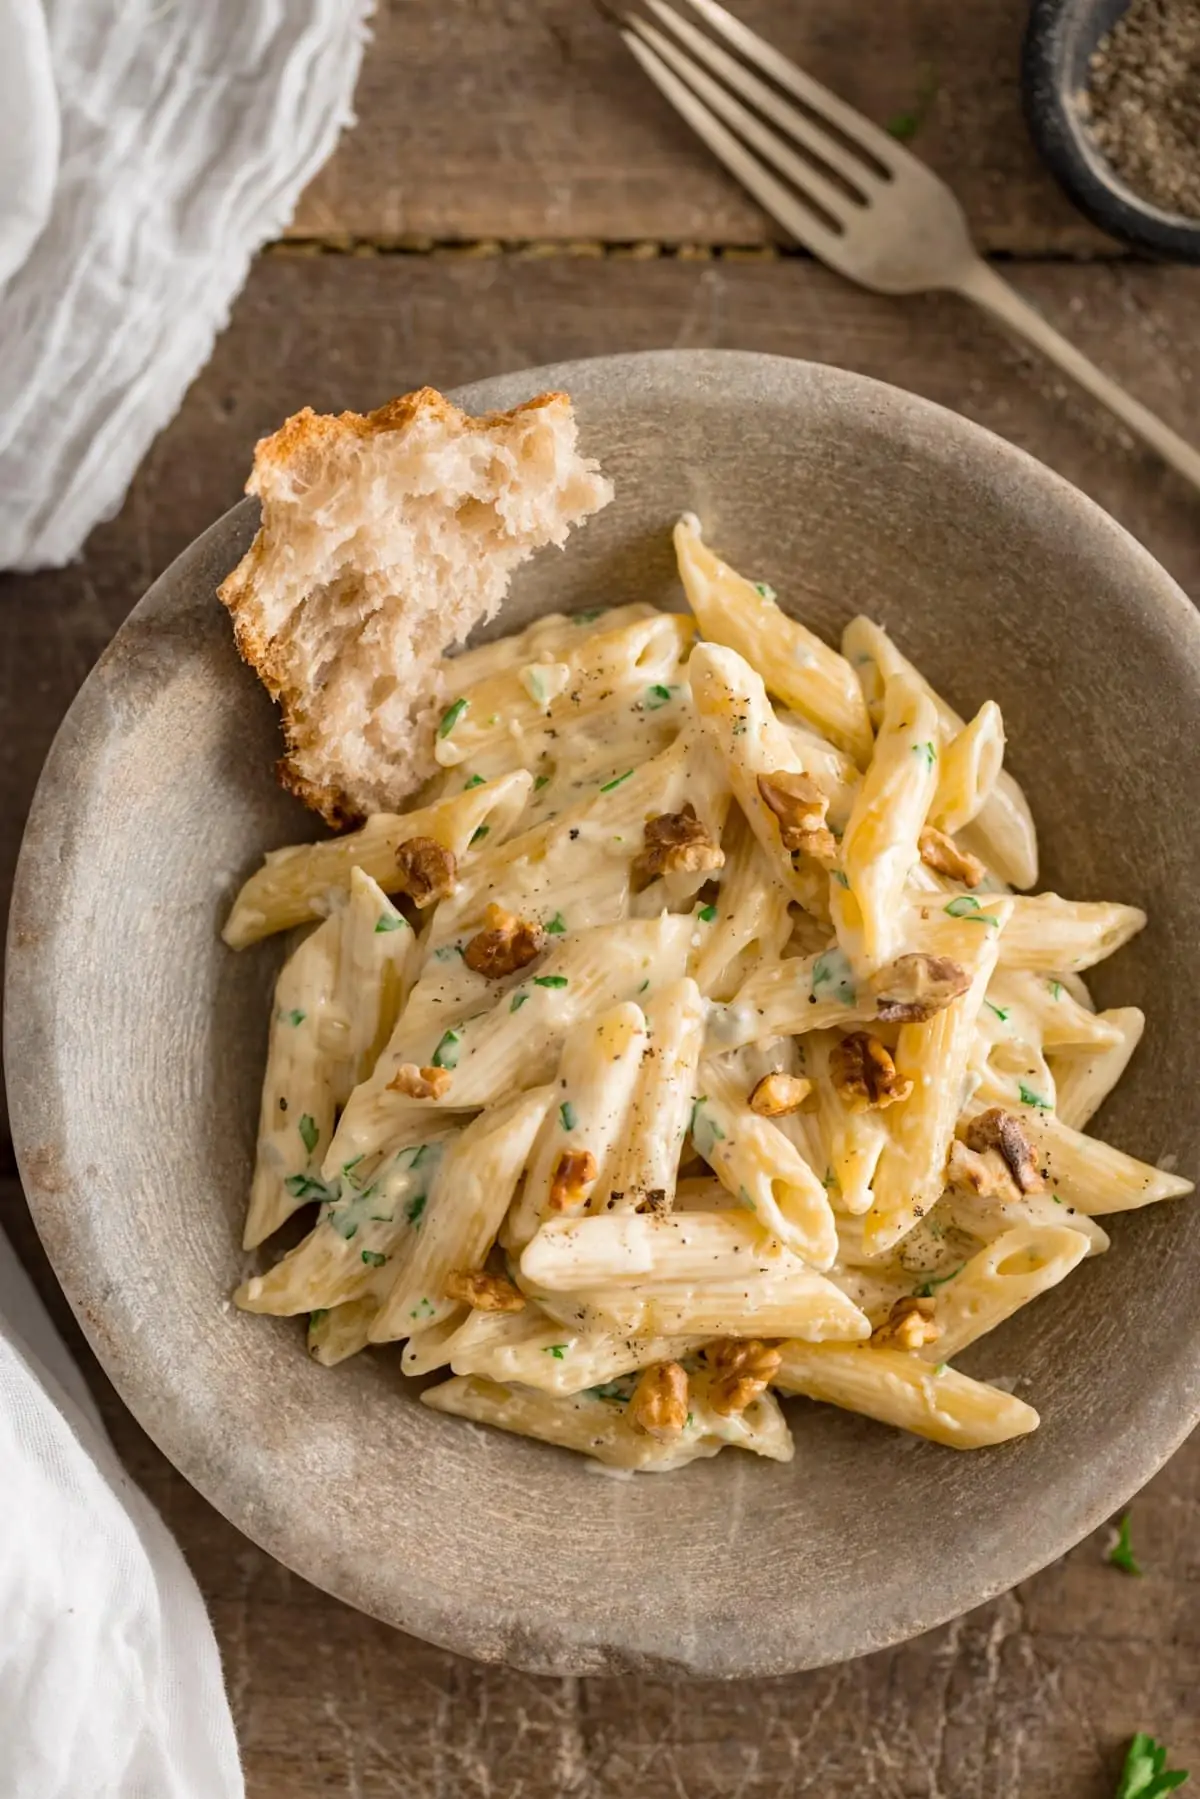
[0,0,373,571]
[1,0,372,1788]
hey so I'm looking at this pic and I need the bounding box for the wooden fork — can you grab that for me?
[613,0,1200,492]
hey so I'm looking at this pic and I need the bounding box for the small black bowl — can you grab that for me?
[1022,0,1200,262]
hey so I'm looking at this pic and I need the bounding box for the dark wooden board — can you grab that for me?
[2,1178,1196,1798]
[291,0,1119,255]
[3,248,1199,1794]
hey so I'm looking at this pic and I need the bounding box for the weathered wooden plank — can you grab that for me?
[291,0,1117,254]
[2,1177,1196,1799]
[2,250,1197,1139]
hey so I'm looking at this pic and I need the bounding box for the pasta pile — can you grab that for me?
[227,516,1191,1470]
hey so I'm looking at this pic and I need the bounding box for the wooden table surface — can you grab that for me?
[2,3,1198,1793]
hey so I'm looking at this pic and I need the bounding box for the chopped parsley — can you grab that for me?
[945,894,999,924]
[533,773,551,791]
[463,773,486,789]
[434,943,464,962]
[404,1193,427,1226]
[645,683,677,710]
[395,1143,430,1172]
[284,1172,336,1203]
[934,1362,948,1375]
[574,607,603,624]
[913,1265,963,1299]
[534,974,568,989]
[438,697,468,738]
[698,903,718,923]
[1107,1511,1142,1577]
[984,1001,1009,1022]
[510,991,529,1012]
[1018,1084,1051,1109]
[811,947,857,1007]
[913,741,937,770]
[754,580,776,600]
[1049,979,1064,1000]
[689,1096,725,1157]
[298,1113,319,1156]
[884,66,939,142]
[600,770,633,792]
[831,869,850,889]
[308,1309,328,1329]
[341,1154,365,1187]
[374,911,405,933]
[638,979,650,994]
[470,824,490,845]
[685,1412,695,1428]
[560,1101,578,1131]
[431,1029,462,1070]
[1113,1734,1189,1798]
[361,1249,388,1268]
[545,1344,568,1359]
[545,912,567,934]
[586,1381,631,1403]
[822,1168,837,1190]
[410,1297,436,1320]
[280,1008,306,1026]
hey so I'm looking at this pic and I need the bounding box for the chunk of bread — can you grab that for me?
[218,387,612,825]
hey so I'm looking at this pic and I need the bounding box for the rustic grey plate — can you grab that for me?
[6,350,1200,1678]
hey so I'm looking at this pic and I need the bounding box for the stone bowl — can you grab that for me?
[7,350,1200,1678]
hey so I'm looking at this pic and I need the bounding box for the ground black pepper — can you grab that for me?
[1079,0,1200,219]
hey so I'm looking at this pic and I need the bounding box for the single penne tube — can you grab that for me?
[421,1371,795,1468]
[690,1056,839,1270]
[773,1342,1040,1447]
[243,914,340,1249]
[689,807,792,1001]
[802,1031,889,1216]
[842,614,1037,889]
[863,896,1012,1255]
[431,610,694,770]
[370,1086,554,1342]
[996,1104,1193,1216]
[916,1225,1091,1361]
[454,1318,702,1394]
[1050,1008,1145,1131]
[985,968,1125,1050]
[520,1210,795,1291]
[602,979,705,1213]
[223,769,533,949]
[929,700,1005,837]
[995,894,1147,972]
[938,1183,1110,1257]
[236,1129,455,1315]
[577,1268,871,1341]
[506,1001,647,1247]
[706,944,870,1052]
[306,1296,379,1367]
[327,914,696,1170]
[399,1308,472,1376]
[833,672,940,974]
[437,601,658,690]
[325,868,414,1102]
[689,640,843,910]
[674,514,873,763]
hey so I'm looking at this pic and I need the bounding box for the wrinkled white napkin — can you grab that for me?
[1,0,372,1788]
[0,0,373,571]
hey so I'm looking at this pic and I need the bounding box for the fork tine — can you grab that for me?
[644,0,874,198]
[678,0,908,172]
[621,24,847,260]
[633,10,862,226]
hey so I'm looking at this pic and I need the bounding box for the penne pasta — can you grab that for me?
[1050,1007,1145,1131]
[601,979,706,1214]
[774,1342,1039,1448]
[996,894,1147,972]
[915,1225,1091,1361]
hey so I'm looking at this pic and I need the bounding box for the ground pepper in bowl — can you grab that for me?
[1078,0,1200,220]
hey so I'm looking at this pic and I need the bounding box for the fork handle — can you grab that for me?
[952,258,1200,495]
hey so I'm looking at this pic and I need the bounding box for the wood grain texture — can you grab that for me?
[2,1177,1197,1797]
[291,0,1119,254]
[2,248,1199,1788]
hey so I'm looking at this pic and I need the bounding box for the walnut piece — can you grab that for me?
[631,804,725,889]
[463,902,545,978]
[748,1072,814,1116]
[395,835,457,907]
[945,1138,1021,1203]
[756,772,838,867]
[830,1031,913,1112]
[548,1147,598,1213]
[918,826,986,889]
[386,1063,452,1100]
[964,1107,1044,1195]
[872,952,970,1024]
[872,1295,942,1352]
[702,1338,782,1416]
[444,1269,526,1313]
[630,1361,689,1438]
